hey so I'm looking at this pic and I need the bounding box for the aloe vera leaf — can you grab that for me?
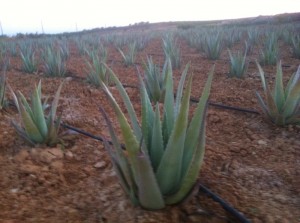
[139,73,154,153]
[103,63,142,140]
[264,86,279,120]
[166,105,206,204]
[118,48,126,61]
[100,107,138,205]
[99,77,146,195]
[135,151,165,210]
[11,120,35,145]
[162,59,174,143]
[9,85,20,112]
[100,82,164,209]
[256,92,272,118]
[19,92,34,121]
[46,81,64,144]
[181,66,214,178]
[31,81,48,138]
[256,61,267,92]
[99,106,137,196]
[150,104,164,171]
[156,74,192,195]
[282,79,300,118]
[49,81,64,120]
[19,102,44,143]
[285,65,300,100]
[174,62,190,118]
[274,61,285,111]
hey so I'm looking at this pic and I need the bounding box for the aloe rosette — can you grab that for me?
[118,42,137,66]
[99,60,214,209]
[256,61,300,126]
[11,80,64,145]
[227,43,248,78]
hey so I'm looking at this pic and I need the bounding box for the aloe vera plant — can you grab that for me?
[11,81,64,145]
[162,35,181,69]
[99,60,214,209]
[86,49,110,86]
[20,45,37,73]
[118,42,137,66]
[227,44,248,78]
[256,61,300,126]
[143,57,167,103]
[42,47,66,77]
[260,33,279,66]
[203,32,222,60]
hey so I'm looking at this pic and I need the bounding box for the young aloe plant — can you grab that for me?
[162,35,181,69]
[11,80,64,146]
[203,32,223,60]
[86,49,110,86]
[256,61,300,126]
[143,57,168,103]
[259,33,279,66]
[20,46,37,73]
[118,42,137,66]
[227,43,248,78]
[42,47,66,77]
[99,60,214,209]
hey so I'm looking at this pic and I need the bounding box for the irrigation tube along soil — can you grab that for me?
[59,121,251,223]
[199,184,251,223]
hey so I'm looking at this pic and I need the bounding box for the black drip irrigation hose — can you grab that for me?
[199,184,251,223]
[108,82,260,115]
[190,95,260,115]
[208,101,259,115]
[59,121,251,223]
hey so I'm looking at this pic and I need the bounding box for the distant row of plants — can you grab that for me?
[180,25,300,63]
[2,56,298,129]
[73,33,151,56]
[1,27,299,82]
[20,44,67,76]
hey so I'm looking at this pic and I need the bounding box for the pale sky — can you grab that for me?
[0,0,299,35]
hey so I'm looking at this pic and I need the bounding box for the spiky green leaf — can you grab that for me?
[150,104,164,171]
[156,74,192,194]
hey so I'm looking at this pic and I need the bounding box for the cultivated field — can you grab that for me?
[0,16,299,222]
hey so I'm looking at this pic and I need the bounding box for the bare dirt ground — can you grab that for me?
[0,23,299,223]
